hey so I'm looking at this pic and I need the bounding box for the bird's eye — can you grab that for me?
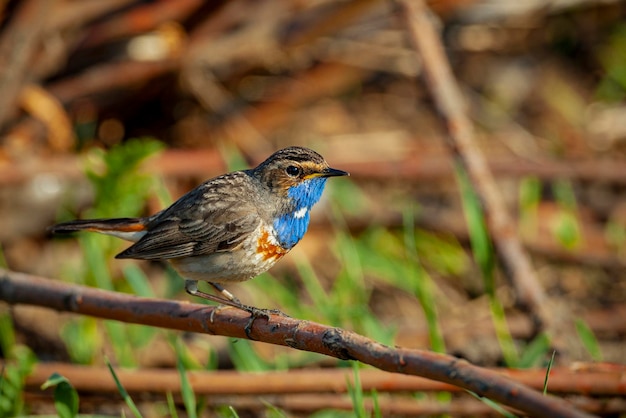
[285,165,301,177]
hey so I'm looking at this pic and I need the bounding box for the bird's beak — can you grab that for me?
[308,167,350,178]
[324,167,349,177]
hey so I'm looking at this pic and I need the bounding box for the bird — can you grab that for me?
[50,146,349,317]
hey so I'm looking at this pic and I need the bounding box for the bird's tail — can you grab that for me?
[49,218,148,242]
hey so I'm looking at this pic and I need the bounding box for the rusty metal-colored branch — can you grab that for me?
[15,365,624,416]
[15,361,626,397]
[396,0,551,330]
[0,269,593,418]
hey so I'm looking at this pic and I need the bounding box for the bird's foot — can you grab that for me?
[186,280,289,337]
[234,305,289,339]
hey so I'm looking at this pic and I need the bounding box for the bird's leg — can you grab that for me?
[208,282,278,338]
[184,280,239,307]
[209,282,243,306]
[185,280,255,311]
[185,280,287,339]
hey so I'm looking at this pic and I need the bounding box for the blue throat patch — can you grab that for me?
[273,177,328,249]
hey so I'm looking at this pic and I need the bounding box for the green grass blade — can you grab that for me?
[176,345,197,418]
[123,264,155,298]
[228,339,270,372]
[467,390,518,418]
[518,333,551,368]
[575,318,603,361]
[226,406,240,417]
[403,209,446,353]
[346,363,367,418]
[0,244,8,268]
[371,388,382,418]
[105,358,142,418]
[455,165,519,366]
[166,392,179,418]
[543,350,557,395]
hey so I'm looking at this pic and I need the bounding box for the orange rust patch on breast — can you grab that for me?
[257,228,288,261]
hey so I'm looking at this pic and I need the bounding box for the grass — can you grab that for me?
[106,358,142,418]
[456,165,521,367]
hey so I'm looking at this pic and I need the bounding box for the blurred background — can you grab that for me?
[0,0,625,416]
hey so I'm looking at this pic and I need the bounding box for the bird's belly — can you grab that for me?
[169,225,288,283]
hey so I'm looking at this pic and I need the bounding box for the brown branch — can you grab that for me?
[5,148,626,188]
[395,0,551,331]
[15,362,626,397]
[47,0,137,33]
[22,390,517,416]
[0,269,594,418]
[79,0,203,48]
[48,60,179,105]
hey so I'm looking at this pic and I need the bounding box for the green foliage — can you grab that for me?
[0,310,16,362]
[328,177,369,218]
[518,333,552,369]
[551,212,581,250]
[455,165,519,366]
[596,24,626,102]
[0,244,7,269]
[455,167,496,290]
[575,318,603,361]
[57,138,165,368]
[84,138,164,218]
[41,373,79,418]
[124,264,156,298]
[550,180,581,250]
[519,176,541,237]
[228,339,272,372]
[606,219,626,256]
[61,317,100,364]
[0,345,37,417]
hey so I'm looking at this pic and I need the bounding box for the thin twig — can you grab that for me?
[395,0,551,331]
[48,60,179,105]
[0,269,593,418]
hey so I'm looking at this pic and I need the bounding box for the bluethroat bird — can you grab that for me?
[50,146,348,317]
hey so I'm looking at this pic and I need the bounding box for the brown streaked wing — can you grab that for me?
[116,173,261,260]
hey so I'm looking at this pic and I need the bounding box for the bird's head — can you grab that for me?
[251,146,348,249]
[252,146,348,203]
